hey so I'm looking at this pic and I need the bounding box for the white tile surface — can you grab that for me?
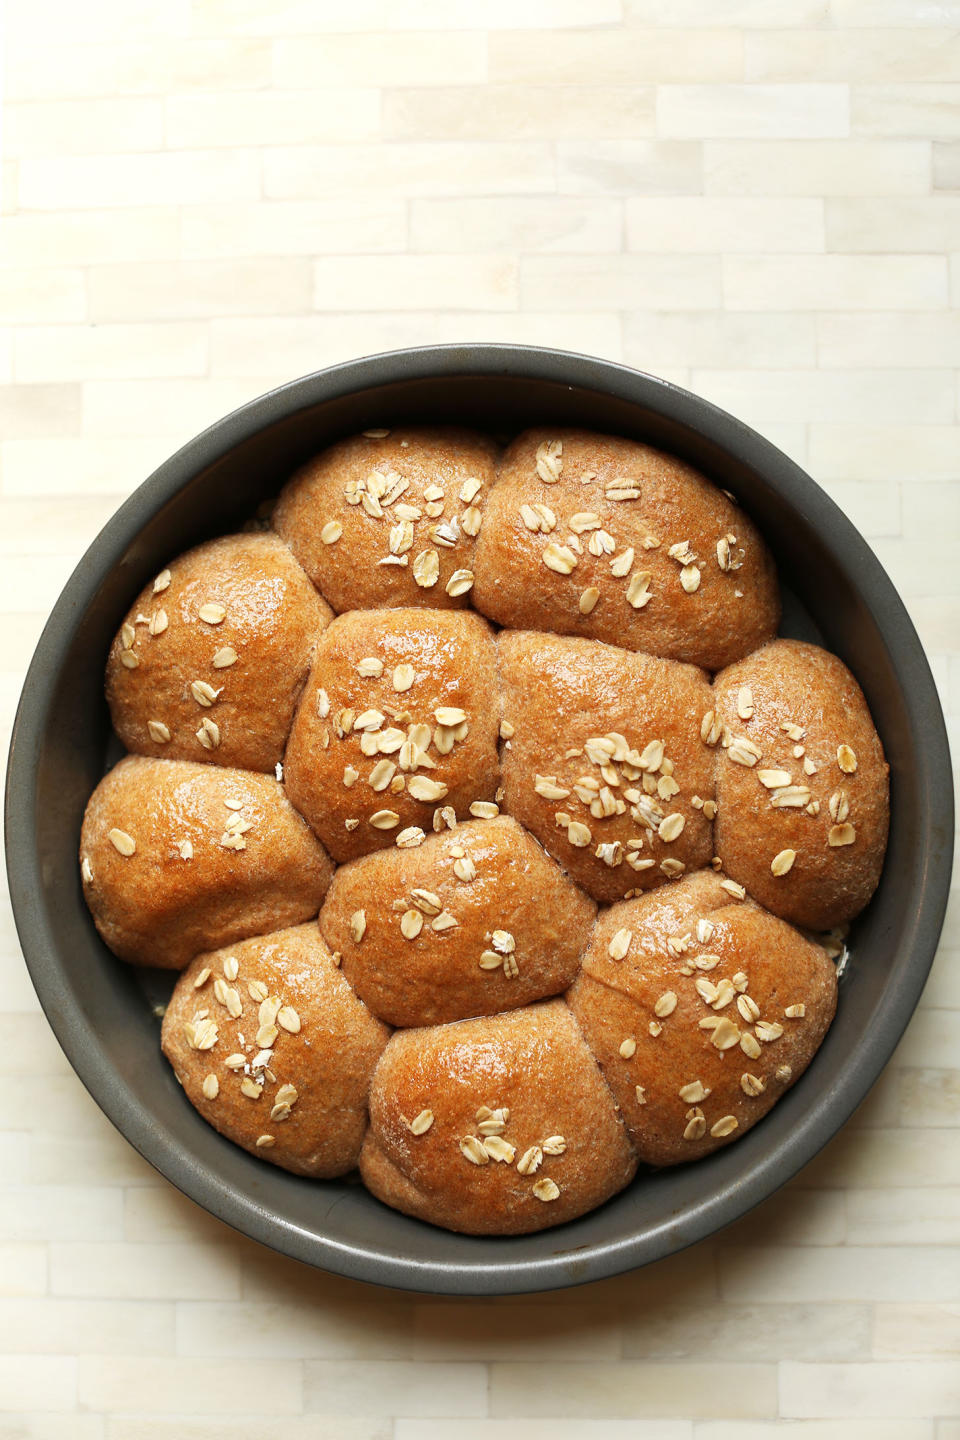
[1,0,957,1430]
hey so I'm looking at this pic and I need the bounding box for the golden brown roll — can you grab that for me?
[567,870,837,1167]
[498,630,715,904]
[273,427,499,613]
[359,1000,637,1235]
[161,925,389,1177]
[284,607,501,864]
[80,757,333,970]
[472,428,779,670]
[710,639,889,930]
[319,816,596,1027]
[105,533,331,774]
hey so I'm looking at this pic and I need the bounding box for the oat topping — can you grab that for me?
[626,571,653,609]
[710,1115,739,1138]
[720,879,746,900]
[654,991,678,1018]
[608,928,632,961]
[771,848,796,876]
[400,909,424,940]
[536,439,563,483]
[446,568,474,597]
[412,549,440,588]
[459,1134,489,1166]
[727,736,762,767]
[542,541,578,575]
[837,744,858,774]
[196,717,221,750]
[517,1145,543,1175]
[683,1108,706,1141]
[470,801,499,819]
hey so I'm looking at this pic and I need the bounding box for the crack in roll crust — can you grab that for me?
[80,424,890,1236]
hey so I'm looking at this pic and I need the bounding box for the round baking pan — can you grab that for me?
[5,344,953,1295]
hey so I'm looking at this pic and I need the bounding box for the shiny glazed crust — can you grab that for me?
[498,630,716,904]
[273,427,499,613]
[320,816,596,1027]
[711,639,890,930]
[283,607,502,864]
[106,532,332,773]
[567,872,837,1167]
[472,427,780,670]
[80,757,334,969]
[161,925,390,1177]
[359,1001,638,1235]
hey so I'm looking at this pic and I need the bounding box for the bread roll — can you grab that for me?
[473,428,779,670]
[80,757,333,969]
[360,1000,637,1234]
[711,639,889,930]
[320,816,596,1027]
[498,630,715,903]
[162,925,389,1177]
[284,607,501,864]
[106,533,331,773]
[274,427,499,613]
[567,870,838,1166]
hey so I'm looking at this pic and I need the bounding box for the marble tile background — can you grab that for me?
[1,0,958,1433]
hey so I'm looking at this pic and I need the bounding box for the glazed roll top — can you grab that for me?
[320,816,596,1027]
[162,924,390,1178]
[472,427,779,671]
[274,426,499,613]
[360,1000,638,1235]
[498,630,715,903]
[106,533,331,774]
[284,607,502,864]
[80,757,333,969]
[567,871,838,1167]
[710,639,889,930]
